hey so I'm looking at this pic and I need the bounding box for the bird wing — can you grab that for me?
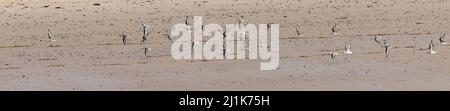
[440,34,446,42]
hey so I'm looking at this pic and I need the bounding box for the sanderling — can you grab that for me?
[295,24,303,37]
[141,22,150,42]
[374,36,383,46]
[144,46,151,58]
[120,32,130,45]
[332,23,339,35]
[439,34,448,45]
[382,40,391,57]
[344,41,353,54]
[267,22,273,30]
[429,40,437,54]
[222,29,227,58]
[222,29,227,38]
[185,16,192,32]
[185,16,191,26]
[47,29,56,42]
[329,52,338,61]
[163,33,172,41]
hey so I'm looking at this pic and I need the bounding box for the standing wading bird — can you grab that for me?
[439,34,448,45]
[47,29,56,42]
[295,24,303,37]
[382,40,391,57]
[329,52,338,61]
[344,41,352,54]
[429,40,437,54]
[332,23,339,35]
[120,32,130,45]
[142,22,150,42]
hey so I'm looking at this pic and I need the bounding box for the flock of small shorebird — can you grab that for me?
[324,23,446,61]
[45,16,449,60]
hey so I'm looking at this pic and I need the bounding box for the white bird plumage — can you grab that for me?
[429,40,437,54]
[374,36,383,46]
[344,41,352,54]
[295,24,303,37]
[267,23,273,30]
[239,17,246,27]
[47,29,56,42]
[439,34,448,45]
[185,16,192,32]
[142,22,150,42]
[382,40,391,57]
[120,32,130,45]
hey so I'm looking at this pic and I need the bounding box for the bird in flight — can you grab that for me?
[185,16,192,32]
[142,22,150,42]
[47,29,56,42]
[344,41,352,54]
[429,40,437,54]
[382,40,391,57]
[120,32,130,45]
[439,34,448,45]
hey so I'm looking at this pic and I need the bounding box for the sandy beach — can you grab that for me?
[1,0,450,90]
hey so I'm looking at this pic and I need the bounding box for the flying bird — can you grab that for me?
[142,22,150,42]
[382,40,391,57]
[374,36,383,46]
[329,52,338,61]
[344,41,352,54]
[429,40,437,54]
[238,16,246,27]
[185,16,192,32]
[267,23,273,30]
[439,34,448,45]
[47,29,56,42]
[332,23,339,35]
[295,24,303,37]
[120,32,130,45]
